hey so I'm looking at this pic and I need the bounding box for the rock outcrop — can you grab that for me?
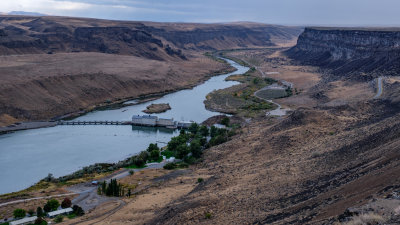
[287,27,400,79]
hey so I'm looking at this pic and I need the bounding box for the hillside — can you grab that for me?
[286,27,400,80]
[0,16,301,125]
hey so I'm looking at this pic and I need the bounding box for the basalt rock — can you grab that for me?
[286,27,400,79]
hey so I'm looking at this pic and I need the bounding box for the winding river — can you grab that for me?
[0,58,248,194]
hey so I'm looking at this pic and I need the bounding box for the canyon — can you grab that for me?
[0,16,302,126]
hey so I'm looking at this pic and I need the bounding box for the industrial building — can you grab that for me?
[132,115,194,129]
[157,118,175,127]
[132,115,158,126]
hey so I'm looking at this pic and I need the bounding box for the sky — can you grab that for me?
[0,0,400,26]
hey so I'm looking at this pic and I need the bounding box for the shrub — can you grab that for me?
[129,170,134,175]
[150,150,160,161]
[44,199,60,212]
[163,163,177,170]
[197,178,204,183]
[13,208,26,219]
[28,209,35,216]
[54,215,63,223]
[72,205,84,216]
[209,135,227,146]
[205,212,212,219]
[190,140,202,158]
[161,150,174,159]
[199,125,209,137]
[146,143,159,152]
[36,207,45,217]
[67,213,77,219]
[61,198,72,209]
[34,217,48,225]
[188,123,199,134]
[175,144,190,159]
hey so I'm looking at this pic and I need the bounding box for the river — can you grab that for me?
[0,58,248,194]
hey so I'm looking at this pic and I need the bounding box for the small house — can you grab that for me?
[10,216,37,225]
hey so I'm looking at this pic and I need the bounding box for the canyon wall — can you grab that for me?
[287,27,400,79]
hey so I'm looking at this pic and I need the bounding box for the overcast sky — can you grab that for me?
[1,0,399,26]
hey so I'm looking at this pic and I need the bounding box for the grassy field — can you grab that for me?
[204,69,276,117]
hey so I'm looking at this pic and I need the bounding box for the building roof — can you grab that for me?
[10,216,37,225]
[47,208,73,217]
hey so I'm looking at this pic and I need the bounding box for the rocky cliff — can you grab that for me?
[140,22,303,50]
[287,27,400,79]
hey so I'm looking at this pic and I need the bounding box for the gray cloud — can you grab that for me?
[2,0,400,25]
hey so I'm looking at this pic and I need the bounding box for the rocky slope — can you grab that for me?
[286,27,400,79]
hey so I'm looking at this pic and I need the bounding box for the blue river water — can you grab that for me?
[0,58,248,194]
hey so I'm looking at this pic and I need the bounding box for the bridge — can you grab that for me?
[57,121,132,125]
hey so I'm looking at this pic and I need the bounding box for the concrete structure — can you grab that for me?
[10,216,37,225]
[132,115,157,126]
[177,121,194,129]
[47,207,73,218]
[157,118,175,127]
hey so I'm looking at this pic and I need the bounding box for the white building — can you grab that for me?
[132,115,157,126]
[47,208,73,218]
[10,216,37,225]
[157,118,175,127]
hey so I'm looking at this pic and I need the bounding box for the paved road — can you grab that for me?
[374,77,384,99]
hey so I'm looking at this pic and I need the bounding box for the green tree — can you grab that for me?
[28,209,35,216]
[150,149,160,161]
[190,140,202,158]
[199,125,209,137]
[146,143,159,152]
[189,123,199,134]
[36,207,45,217]
[175,144,190,159]
[54,215,63,223]
[72,205,84,216]
[61,198,72,208]
[13,208,26,218]
[34,217,48,225]
[44,199,60,212]
[210,126,218,137]
[209,135,227,146]
[221,117,230,126]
